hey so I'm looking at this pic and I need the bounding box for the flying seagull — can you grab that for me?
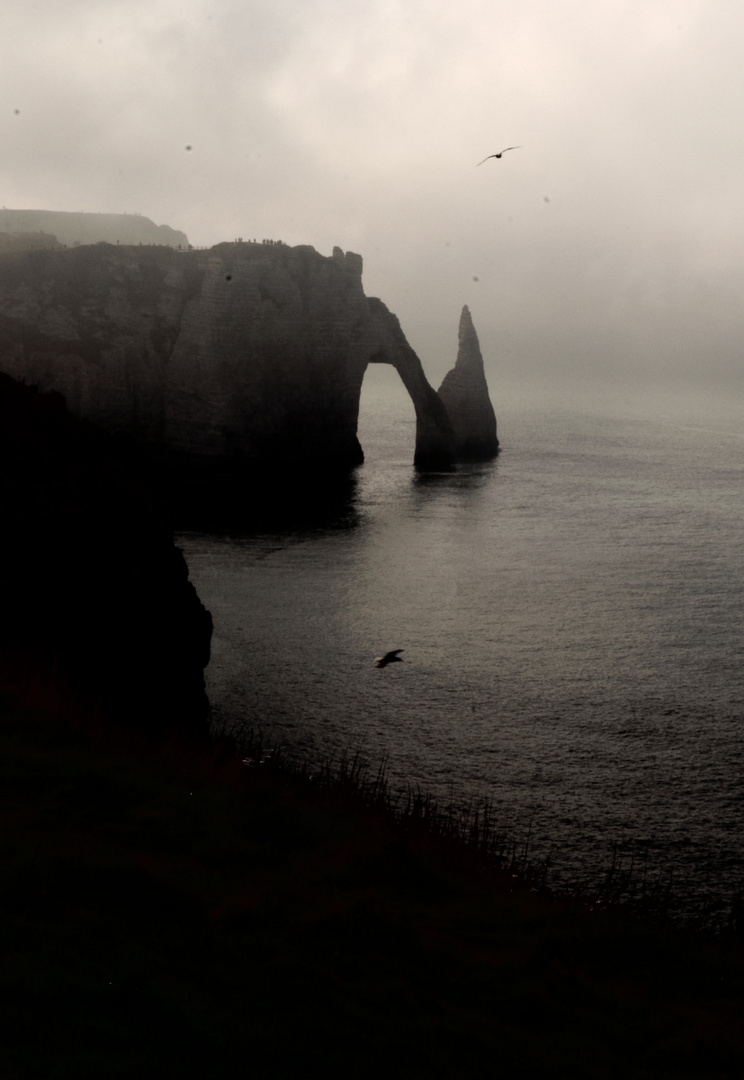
[476,146,521,166]
[375,649,404,668]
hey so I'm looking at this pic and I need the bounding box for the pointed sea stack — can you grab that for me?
[437,305,499,460]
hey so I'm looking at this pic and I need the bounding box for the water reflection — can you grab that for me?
[178,396,744,914]
[411,459,498,492]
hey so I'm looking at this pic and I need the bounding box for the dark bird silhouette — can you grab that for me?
[476,146,521,166]
[375,649,404,668]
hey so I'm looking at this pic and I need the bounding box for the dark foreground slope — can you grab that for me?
[0,374,212,739]
[1,703,743,1080]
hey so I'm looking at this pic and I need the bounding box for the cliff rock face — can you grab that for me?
[0,373,212,739]
[0,241,454,471]
[437,305,499,460]
[0,209,188,249]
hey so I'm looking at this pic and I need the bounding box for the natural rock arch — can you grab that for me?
[352,296,454,470]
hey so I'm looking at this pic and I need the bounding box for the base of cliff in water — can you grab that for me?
[159,446,362,531]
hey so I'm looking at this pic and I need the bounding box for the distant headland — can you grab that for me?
[0,208,188,249]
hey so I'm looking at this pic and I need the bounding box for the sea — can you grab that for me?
[178,367,744,916]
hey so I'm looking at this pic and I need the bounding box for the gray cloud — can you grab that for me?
[2,0,743,400]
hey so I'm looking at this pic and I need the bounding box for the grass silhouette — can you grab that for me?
[2,700,744,1079]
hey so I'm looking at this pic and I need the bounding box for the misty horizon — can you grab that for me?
[2,0,743,400]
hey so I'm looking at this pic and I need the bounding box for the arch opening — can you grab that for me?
[356,363,417,466]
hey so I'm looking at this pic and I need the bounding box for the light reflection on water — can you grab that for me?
[179,378,744,908]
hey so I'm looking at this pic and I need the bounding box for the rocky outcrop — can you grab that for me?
[0,209,188,249]
[437,305,499,460]
[0,373,212,740]
[0,240,455,472]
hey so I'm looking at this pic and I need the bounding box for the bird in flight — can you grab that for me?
[476,147,521,166]
[375,649,404,668]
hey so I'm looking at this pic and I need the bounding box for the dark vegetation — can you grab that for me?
[2,372,744,1077]
[3,707,744,1079]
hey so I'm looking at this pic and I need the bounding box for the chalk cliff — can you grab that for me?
[0,241,455,472]
[437,305,499,460]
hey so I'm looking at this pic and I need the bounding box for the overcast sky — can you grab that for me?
[3,0,744,404]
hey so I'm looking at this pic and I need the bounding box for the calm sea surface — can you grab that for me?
[178,373,744,909]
